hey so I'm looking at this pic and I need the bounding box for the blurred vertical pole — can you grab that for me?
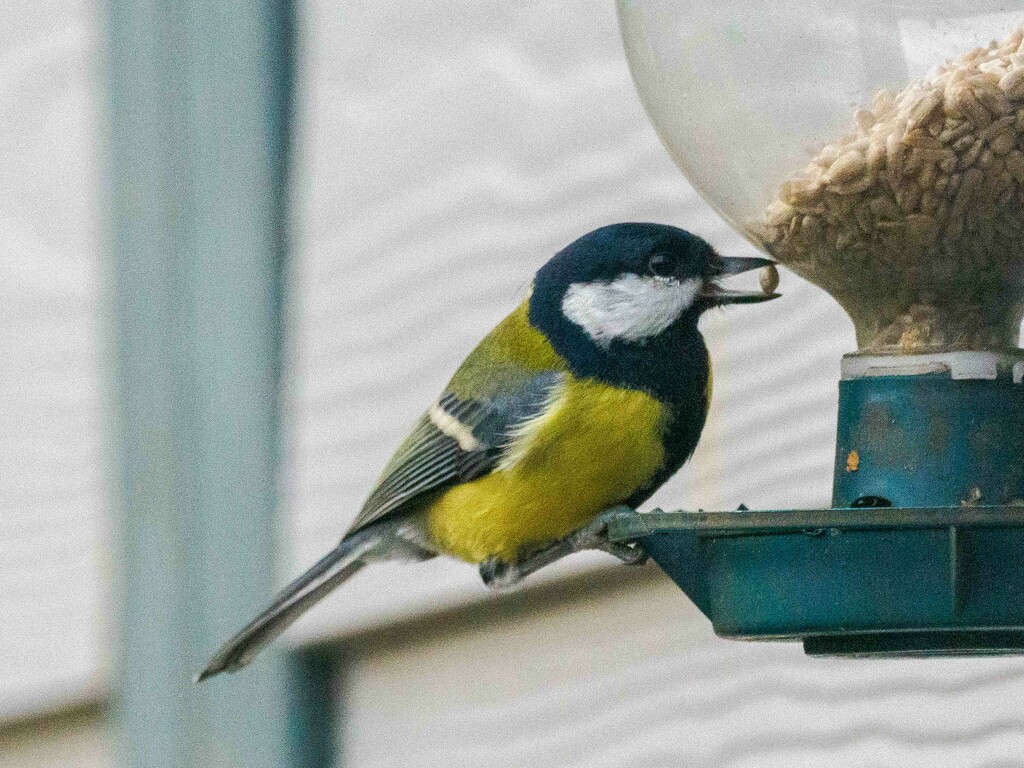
[105,0,298,766]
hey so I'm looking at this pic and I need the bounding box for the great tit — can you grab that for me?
[198,222,777,680]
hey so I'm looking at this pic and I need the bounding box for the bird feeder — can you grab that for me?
[610,1,1024,655]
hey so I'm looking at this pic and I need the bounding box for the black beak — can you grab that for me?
[714,255,776,276]
[700,254,780,306]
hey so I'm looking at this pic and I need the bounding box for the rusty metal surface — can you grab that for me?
[833,373,1024,508]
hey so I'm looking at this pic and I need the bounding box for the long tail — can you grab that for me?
[196,528,381,682]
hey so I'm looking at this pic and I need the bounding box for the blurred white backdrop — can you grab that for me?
[0,0,105,721]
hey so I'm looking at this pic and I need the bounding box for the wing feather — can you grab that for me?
[345,371,565,536]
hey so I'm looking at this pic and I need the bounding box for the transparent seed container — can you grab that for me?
[618,0,1024,352]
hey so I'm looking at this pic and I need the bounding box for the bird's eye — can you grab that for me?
[647,252,677,278]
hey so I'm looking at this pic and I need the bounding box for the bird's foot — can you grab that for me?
[479,558,523,591]
[568,506,648,565]
[478,506,646,591]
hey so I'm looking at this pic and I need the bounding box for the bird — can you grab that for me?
[197,222,778,681]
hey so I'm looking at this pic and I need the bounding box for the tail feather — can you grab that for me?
[196,529,380,682]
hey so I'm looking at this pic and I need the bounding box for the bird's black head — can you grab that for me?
[527,223,777,401]
[530,222,776,347]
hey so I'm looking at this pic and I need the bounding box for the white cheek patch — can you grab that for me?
[561,274,701,347]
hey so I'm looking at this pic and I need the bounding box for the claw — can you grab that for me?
[479,558,521,591]
[606,541,649,565]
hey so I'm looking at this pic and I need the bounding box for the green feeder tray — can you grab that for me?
[608,352,1024,657]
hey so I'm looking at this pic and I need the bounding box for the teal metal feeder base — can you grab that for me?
[608,352,1024,657]
[608,505,1024,656]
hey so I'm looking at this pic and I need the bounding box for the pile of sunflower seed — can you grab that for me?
[760,28,1024,352]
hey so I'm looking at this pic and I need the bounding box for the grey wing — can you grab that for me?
[344,371,565,536]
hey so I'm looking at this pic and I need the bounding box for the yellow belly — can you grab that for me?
[425,378,668,562]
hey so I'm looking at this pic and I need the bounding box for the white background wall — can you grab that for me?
[0,0,106,723]
[342,571,1024,768]
[4,0,1024,766]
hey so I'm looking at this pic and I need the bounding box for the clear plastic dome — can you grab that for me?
[618,0,1024,352]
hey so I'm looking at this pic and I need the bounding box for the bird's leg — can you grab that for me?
[568,505,648,565]
[479,506,647,590]
[479,538,575,591]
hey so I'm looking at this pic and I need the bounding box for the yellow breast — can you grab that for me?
[424,377,668,563]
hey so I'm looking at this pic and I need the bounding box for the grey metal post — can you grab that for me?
[105,0,298,765]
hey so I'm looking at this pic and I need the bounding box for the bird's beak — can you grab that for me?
[715,254,776,277]
[700,254,780,306]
